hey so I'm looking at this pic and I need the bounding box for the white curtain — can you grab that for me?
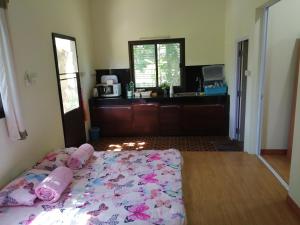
[0,7,27,140]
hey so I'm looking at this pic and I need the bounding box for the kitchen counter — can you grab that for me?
[89,94,229,106]
[89,94,230,137]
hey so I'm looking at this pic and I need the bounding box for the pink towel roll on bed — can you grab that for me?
[67,143,94,170]
[35,166,73,203]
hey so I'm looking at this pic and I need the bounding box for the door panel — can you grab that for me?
[182,105,226,135]
[236,40,249,143]
[64,108,86,146]
[159,105,181,135]
[52,33,86,147]
[92,106,132,136]
[132,104,159,136]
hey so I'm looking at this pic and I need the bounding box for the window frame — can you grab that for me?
[52,33,83,115]
[128,38,185,90]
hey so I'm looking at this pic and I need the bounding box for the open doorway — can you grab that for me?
[234,39,249,148]
[258,0,300,184]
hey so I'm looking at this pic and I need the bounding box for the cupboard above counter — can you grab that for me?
[89,95,229,137]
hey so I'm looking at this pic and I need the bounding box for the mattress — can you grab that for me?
[0,149,186,225]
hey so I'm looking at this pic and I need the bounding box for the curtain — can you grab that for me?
[0,6,28,140]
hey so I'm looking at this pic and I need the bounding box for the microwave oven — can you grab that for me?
[96,83,122,97]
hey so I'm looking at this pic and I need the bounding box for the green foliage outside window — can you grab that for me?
[131,40,183,88]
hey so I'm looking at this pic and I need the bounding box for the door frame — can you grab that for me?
[52,33,85,147]
[255,5,269,157]
[287,40,300,160]
[255,0,281,156]
[233,37,249,142]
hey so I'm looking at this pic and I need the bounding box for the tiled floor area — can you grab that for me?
[92,136,241,152]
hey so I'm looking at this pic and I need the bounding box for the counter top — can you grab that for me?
[89,94,229,106]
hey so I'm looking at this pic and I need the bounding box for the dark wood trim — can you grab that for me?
[128,38,185,46]
[0,108,4,119]
[287,195,300,218]
[128,45,134,82]
[0,93,4,119]
[154,44,159,88]
[180,39,186,90]
[288,39,300,160]
[128,38,185,90]
[261,149,288,155]
[0,0,9,9]
[52,33,76,42]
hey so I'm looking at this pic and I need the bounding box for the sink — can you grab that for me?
[173,92,200,97]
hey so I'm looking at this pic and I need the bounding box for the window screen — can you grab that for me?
[133,44,157,88]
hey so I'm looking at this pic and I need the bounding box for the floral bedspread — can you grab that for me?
[0,149,185,225]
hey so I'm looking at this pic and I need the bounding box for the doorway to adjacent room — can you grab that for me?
[234,39,249,149]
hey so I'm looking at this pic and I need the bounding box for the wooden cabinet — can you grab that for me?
[159,105,181,136]
[182,105,227,135]
[91,106,132,136]
[132,104,159,136]
[90,96,229,137]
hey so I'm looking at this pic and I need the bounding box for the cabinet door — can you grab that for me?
[182,105,226,135]
[132,104,159,136]
[92,106,132,136]
[159,105,181,136]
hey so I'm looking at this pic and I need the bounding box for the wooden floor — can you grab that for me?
[182,152,300,225]
[262,154,291,183]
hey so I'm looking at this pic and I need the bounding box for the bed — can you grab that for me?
[0,148,186,225]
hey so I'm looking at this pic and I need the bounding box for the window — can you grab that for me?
[129,38,185,88]
[0,94,4,118]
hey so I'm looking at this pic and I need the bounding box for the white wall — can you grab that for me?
[0,0,95,187]
[90,0,226,69]
[270,0,300,207]
[224,0,300,207]
[224,0,268,147]
[262,0,300,149]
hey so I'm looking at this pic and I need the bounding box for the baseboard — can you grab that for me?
[261,149,287,155]
[287,195,300,217]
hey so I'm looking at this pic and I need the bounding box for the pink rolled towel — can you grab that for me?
[67,143,94,170]
[35,166,73,203]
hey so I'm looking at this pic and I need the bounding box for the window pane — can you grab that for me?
[60,76,79,114]
[55,37,79,74]
[133,44,156,88]
[157,43,181,86]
